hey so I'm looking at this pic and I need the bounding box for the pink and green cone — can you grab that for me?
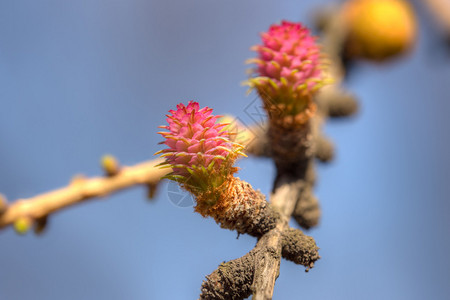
[247,20,331,124]
[156,101,278,236]
[156,101,245,196]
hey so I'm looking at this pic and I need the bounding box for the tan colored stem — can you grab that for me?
[251,176,309,300]
[423,0,450,31]
[0,158,168,230]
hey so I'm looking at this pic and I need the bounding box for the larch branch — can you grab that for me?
[251,176,304,300]
[199,178,319,300]
[0,158,168,231]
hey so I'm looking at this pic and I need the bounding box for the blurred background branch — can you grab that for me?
[423,0,450,32]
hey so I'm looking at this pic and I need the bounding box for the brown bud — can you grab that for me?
[146,182,158,200]
[34,216,48,235]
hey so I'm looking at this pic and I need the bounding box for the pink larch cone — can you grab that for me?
[156,101,245,194]
[156,101,278,236]
[247,20,331,128]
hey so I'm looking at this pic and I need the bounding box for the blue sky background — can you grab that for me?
[0,0,449,299]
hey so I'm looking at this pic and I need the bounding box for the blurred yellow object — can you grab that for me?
[342,0,417,61]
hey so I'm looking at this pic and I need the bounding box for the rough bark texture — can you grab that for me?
[197,178,279,238]
[200,251,256,300]
[282,228,320,269]
[251,174,316,300]
[268,122,314,176]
